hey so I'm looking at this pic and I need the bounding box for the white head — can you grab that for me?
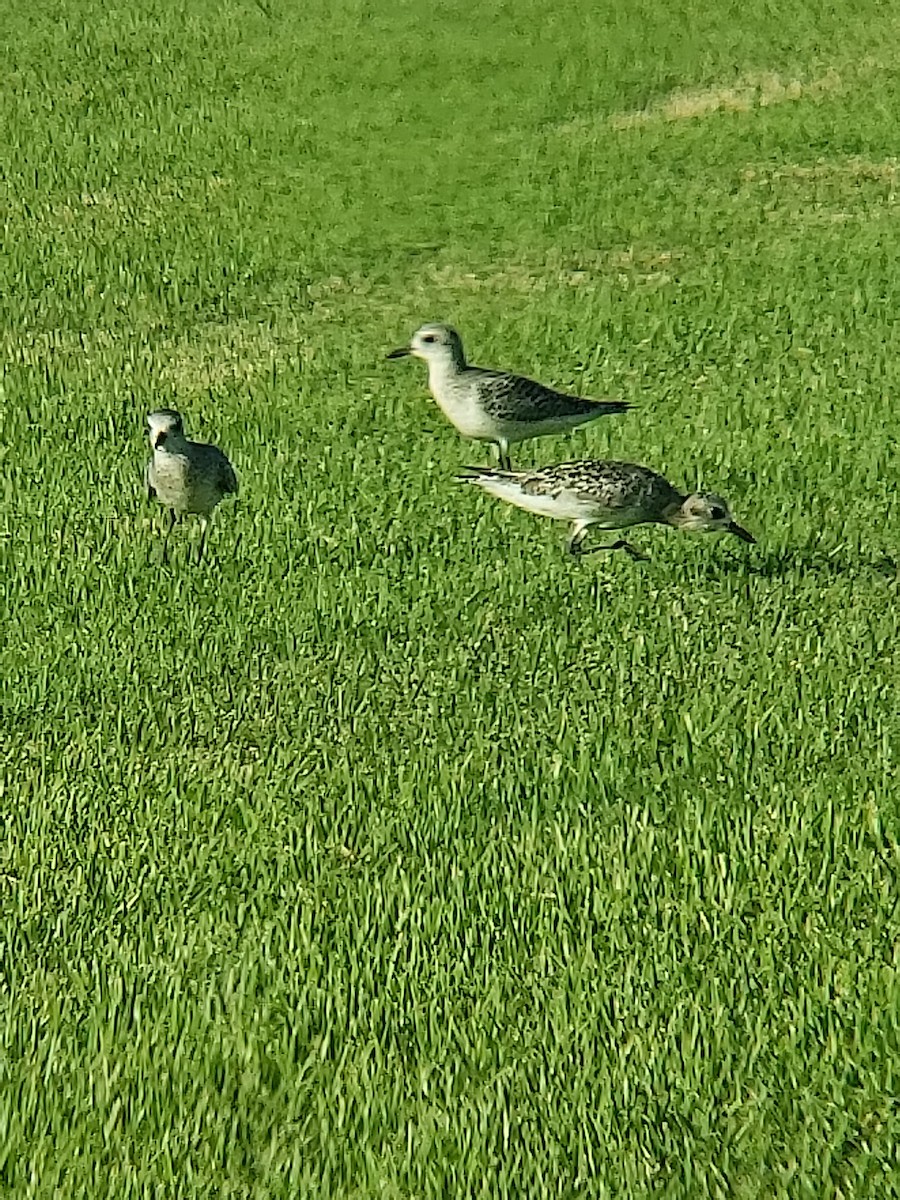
[147,409,187,452]
[671,492,755,542]
[387,323,467,369]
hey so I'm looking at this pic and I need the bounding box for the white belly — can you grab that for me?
[429,391,496,440]
[475,478,597,522]
[150,454,221,514]
[475,477,647,530]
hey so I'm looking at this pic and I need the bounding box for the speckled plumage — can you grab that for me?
[145,409,238,561]
[457,460,755,559]
[516,460,683,515]
[388,324,630,467]
[146,443,237,514]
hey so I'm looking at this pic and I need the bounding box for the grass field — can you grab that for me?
[2,0,900,1194]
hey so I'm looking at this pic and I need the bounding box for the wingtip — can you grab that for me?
[590,399,633,415]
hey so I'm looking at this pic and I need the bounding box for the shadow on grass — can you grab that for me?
[692,546,899,581]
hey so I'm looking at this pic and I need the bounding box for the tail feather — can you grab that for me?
[455,465,523,484]
[591,400,632,416]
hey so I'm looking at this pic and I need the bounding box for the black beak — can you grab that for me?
[728,521,756,544]
[386,347,411,359]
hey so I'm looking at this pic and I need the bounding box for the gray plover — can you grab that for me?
[145,409,238,562]
[457,460,755,559]
[387,323,630,468]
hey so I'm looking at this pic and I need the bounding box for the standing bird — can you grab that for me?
[145,409,238,562]
[387,323,630,468]
[457,460,755,559]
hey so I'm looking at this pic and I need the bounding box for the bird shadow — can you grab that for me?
[686,546,898,582]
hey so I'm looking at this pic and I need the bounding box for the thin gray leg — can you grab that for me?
[581,538,649,562]
[197,517,209,564]
[566,522,648,561]
[566,523,591,556]
[162,508,177,564]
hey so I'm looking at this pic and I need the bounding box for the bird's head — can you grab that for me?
[387,323,466,368]
[671,491,755,543]
[147,409,186,451]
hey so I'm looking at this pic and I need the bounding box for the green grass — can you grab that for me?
[2,0,900,1194]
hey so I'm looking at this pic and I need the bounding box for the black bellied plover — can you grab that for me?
[145,409,238,562]
[457,460,755,559]
[387,323,630,468]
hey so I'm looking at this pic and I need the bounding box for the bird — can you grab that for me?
[387,323,630,468]
[457,460,755,559]
[145,409,238,562]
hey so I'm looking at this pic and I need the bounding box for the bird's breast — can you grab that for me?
[427,373,498,440]
[150,451,221,513]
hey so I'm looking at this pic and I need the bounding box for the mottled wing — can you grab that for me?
[521,468,584,501]
[470,368,627,421]
[217,451,239,496]
[525,461,678,514]
[196,443,238,495]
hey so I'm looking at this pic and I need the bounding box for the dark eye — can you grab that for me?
[421,334,436,344]
[710,506,726,521]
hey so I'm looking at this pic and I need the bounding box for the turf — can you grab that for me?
[2,0,900,1195]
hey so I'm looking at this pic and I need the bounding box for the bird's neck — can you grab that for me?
[156,436,189,456]
[427,349,467,390]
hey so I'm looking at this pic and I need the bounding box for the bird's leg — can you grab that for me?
[161,508,177,564]
[567,523,649,561]
[611,540,650,562]
[581,537,650,562]
[197,517,209,565]
[495,439,512,471]
[566,522,592,556]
